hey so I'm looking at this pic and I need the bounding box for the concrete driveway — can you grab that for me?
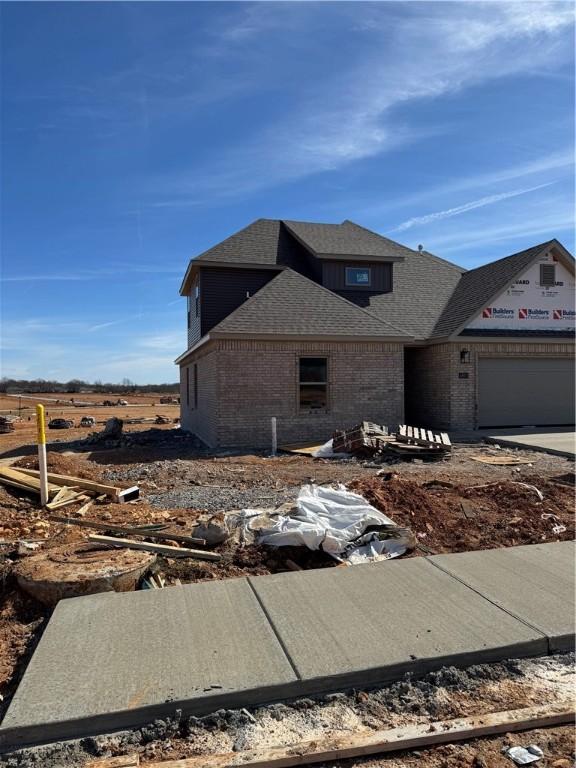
[485,427,575,458]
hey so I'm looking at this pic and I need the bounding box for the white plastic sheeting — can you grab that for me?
[254,484,410,564]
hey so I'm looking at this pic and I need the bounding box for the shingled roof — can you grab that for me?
[209,268,411,339]
[431,240,560,338]
[283,219,410,259]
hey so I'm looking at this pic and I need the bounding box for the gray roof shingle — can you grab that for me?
[283,219,412,259]
[431,241,556,338]
[335,248,464,339]
[210,269,410,338]
[193,219,305,269]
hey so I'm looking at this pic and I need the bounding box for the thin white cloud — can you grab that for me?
[426,210,575,256]
[150,1,574,203]
[389,182,556,233]
[361,148,574,219]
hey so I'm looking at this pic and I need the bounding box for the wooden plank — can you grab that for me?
[398,425,406,437]
[0,467,61,497]
[427,430,434,443]
[46,493,91,511]
[440,432,452,446]
[86,756,140,768]
[407,426,413,439]
[75,499,94,517]
[434,433,441,444]
[88,534,221,561]
[48,515,206,546]
[16,468,136,502]
[50,486,71,505]
[142,705,574,768]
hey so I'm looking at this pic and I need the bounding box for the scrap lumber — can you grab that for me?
[135,705,574,768]
[332,421,389,455]
[88,534,221,561]
[48,515,206,546]
[87,757,140,768]
[470,455,532,466]
[0,467,61,498]
[16,468,139,502]
[46,492,91,511]
[398,425,451,450]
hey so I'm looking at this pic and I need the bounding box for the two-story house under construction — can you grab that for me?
[176,219,575,448]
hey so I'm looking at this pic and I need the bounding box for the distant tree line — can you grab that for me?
[0,378,179,394]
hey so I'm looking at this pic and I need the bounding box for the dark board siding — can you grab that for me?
[200,267,280,335]
[322,261,392,292]
[187,278,202,348]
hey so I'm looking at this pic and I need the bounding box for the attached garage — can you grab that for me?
[478,357,575,427]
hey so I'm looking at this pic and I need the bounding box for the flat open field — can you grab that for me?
[0,392,180,455]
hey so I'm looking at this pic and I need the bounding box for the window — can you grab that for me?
[194,283,200,316]
[345,266,371,287]
[540,263,556,287]
[299,357,328,410]
[187,294,191,328]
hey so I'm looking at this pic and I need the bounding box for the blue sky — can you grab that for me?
[1,1,574,383]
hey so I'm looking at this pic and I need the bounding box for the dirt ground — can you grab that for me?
[0,392,179,455]
[0,405,574,767]
[3,653,574,767]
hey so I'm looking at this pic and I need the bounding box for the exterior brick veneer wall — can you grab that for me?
[181,339,404,448]
[406,341,575,431]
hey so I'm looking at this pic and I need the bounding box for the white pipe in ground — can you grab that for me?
[36,404,49,506]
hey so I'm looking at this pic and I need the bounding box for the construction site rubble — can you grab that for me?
[330,422,452,462]
[506,744,545,764]
[250,484,414,564]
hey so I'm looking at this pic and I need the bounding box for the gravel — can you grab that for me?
[147,486,300,512]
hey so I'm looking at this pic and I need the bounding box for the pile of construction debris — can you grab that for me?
[0,416,17,434]
[331,422,451,461]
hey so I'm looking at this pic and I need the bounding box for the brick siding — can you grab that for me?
[405,341,575,431]
[181,339,404,448]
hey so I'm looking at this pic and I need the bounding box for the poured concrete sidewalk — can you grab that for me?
[1,542,574,749]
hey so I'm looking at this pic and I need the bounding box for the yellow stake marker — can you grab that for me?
[36,404,49,506]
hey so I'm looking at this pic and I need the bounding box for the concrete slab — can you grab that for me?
[0,577,298,748]
[2,543,571,750]
[485,428,576,458]
[428,542,576,653]
[249,556,548,694]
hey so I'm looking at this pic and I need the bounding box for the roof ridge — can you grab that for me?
[211,268,412,338]
[430,240,561,338]
[342,220,465,273]
[463,240,555,275]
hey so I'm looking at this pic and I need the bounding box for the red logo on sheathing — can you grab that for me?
[519,308,528,319]
[553,309,562,320]
[482,308,492,318]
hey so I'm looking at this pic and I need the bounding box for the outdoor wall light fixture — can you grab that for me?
[460,349,470,364]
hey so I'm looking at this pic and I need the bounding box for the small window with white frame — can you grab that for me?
[345,266,371,287]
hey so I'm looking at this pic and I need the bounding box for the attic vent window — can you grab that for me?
[540,263,556,287]
[345,267,371,287]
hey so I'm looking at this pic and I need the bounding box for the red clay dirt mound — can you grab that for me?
[12,452,104,481]
[349,475,574,554]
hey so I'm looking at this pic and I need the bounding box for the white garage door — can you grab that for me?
[478,357,575,427]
